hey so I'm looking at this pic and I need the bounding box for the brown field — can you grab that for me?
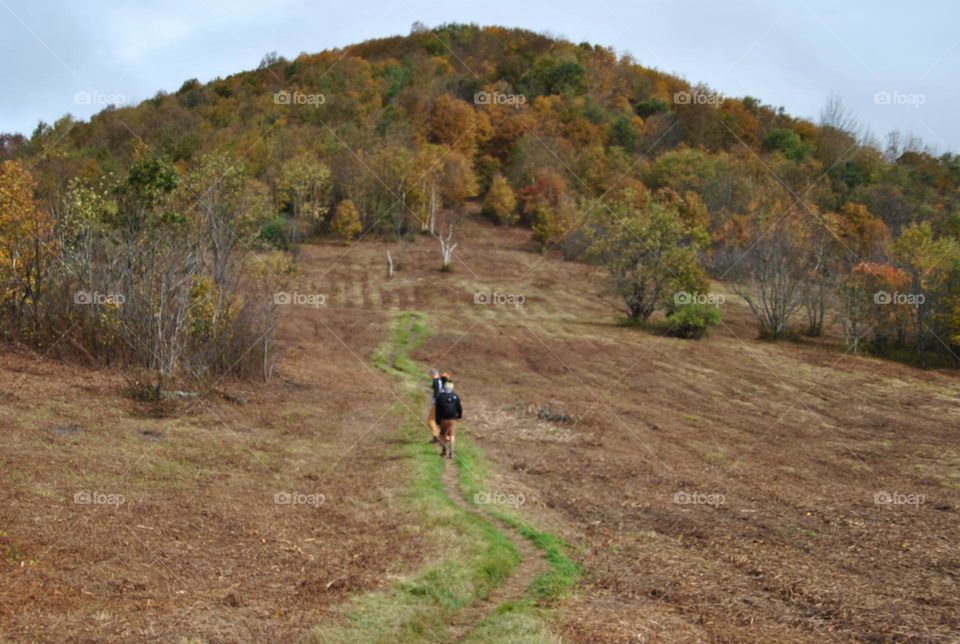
[2,211,959,642]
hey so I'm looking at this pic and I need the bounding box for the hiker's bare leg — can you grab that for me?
[427,405,439,442]
[442,420,456,459]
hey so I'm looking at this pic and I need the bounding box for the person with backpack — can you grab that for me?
[426,369,449,443]
[434,380,462,459]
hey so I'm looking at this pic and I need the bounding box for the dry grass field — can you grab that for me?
[2,211,958,642]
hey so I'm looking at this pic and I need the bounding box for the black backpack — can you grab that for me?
[436,392,460,419]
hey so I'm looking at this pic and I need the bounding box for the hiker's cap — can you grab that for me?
[443,381,454,392]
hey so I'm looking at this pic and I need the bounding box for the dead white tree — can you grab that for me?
[386,249,394,278]
[435,223,458,271]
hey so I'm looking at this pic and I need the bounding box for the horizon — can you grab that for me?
[1,0,958,153]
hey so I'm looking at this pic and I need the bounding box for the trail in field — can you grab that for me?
[439,456,550,642]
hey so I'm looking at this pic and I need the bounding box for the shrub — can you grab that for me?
[666,303,721,339]
[259,216,288,248]
[762,127,812,161]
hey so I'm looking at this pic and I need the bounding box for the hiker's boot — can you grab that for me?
[447,449,454,459]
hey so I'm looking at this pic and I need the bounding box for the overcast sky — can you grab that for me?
[1,0,957,152]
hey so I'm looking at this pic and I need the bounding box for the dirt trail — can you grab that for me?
[439,458,550,641]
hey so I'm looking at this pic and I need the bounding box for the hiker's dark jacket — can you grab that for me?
[435,392,462,421]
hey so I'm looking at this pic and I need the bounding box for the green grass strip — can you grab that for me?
[312,311,575,643]
[312,312,518,642]
[454,436,579,603]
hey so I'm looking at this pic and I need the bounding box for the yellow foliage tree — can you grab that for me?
[0,160,57,321]
[430,95,477,156]
[482,174,517,225]
[332,199,363,242]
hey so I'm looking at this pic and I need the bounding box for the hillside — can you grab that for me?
[2,24,959,371]
[1,23,959,643]
[2,214,958,641]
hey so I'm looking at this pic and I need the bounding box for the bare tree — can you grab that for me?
[820,93,859,137]
[188,154,269,322]
[435,223,458,270]
[731,209,812,338]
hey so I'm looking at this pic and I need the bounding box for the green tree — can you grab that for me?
[891,222,960,365]
[587,194,707,322]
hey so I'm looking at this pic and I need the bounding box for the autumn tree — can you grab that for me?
[727,201,813,338]
[517,170,576,250]
[332,199,363,242]
[587,191,708,322]
[0,160,57,331]
[277,152,332,244]
[439,151,478,207]
[430,95,477,156]
[836,262,908,353]
[483,174,517,224]
[818,202,892,339]
[183,152,271,318]
[891,222,960,365]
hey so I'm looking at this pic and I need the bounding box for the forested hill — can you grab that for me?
[2,23,960,368]
[5,22,957,227]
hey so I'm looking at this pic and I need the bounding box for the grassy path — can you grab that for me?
[439,459,549,641]
[309,312,576,643]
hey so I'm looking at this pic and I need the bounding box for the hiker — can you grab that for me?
[435,381,462,459]
[427,369,449,443]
